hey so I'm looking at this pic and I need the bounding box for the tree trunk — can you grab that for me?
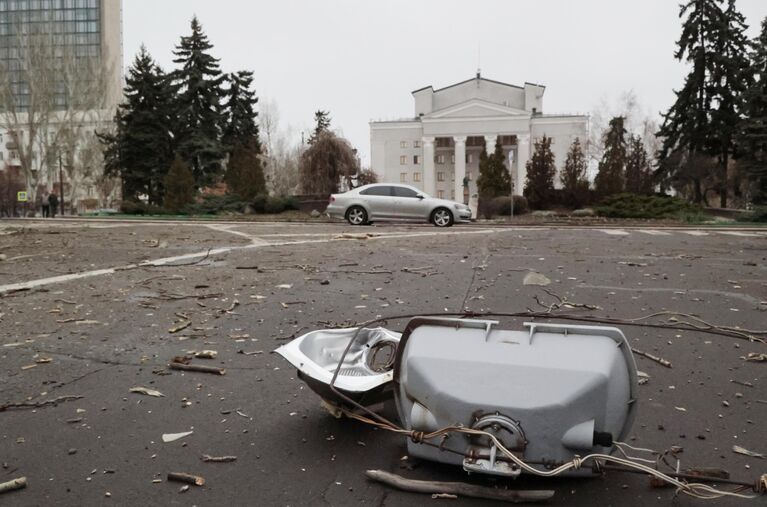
[720,153,729,208]
[693,178,703,204]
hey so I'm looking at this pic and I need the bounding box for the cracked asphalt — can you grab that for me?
[0,218,765,506]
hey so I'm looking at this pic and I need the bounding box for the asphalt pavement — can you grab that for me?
[0,219,765,506]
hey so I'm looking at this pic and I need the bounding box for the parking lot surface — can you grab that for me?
[1,219,765,506]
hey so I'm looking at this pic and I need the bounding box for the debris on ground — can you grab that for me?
[0,395,83,412]
[523,272,551,287]
[743,353,767,362]
[732,445,765,459]
[129,387,165,398]
[167,472,205,486]
[201,455,237,463]
[0,477,27,495]
[194,350,218,359]
[364,470,554,503]
[169,358,226,376]
[632,348,673,368]
[162,431,193,443]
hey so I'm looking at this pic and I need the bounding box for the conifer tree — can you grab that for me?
[225,137,266,201]
[739,17,767,204]
[596,117,627,197]
[560,137,590,206]
[477,139,511,199]
[222,70,261,155]
[172,16,226,188]
[625,135,652,194]
[658,0,752,206]
[99,46,174,204]
[308,110,331,145]
[164,156,196,212]
[524,135,556,209]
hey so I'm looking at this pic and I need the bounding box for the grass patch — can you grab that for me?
[595,193,700,219]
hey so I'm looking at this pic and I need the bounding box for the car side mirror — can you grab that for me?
[416,194,424,200]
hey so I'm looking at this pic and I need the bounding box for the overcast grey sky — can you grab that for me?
[123,0,766,164]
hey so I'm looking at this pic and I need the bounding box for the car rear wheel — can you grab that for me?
[346,206,368,226]
[431,207,454,228]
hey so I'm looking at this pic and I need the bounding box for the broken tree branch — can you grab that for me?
[169,362,226,376]
[201,455,237,463]
[632,348,673,368]
[0,477,27,495]
[167,473,205,486]
[364,470,554,503]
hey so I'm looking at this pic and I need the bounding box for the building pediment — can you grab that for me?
[424,99,530,120]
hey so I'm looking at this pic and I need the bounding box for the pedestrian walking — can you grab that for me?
[42,190,50,218]
[48,192,59,218]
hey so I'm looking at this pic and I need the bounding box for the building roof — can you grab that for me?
[412,73,544,95]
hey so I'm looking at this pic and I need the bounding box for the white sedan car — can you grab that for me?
[326,184,472,227]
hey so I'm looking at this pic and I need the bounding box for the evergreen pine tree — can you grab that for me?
[222,70,261,155]
[560,137,590,206]
[477,139,511,199]
[658,0,752,206]
[225,137,266,201]
[625,135,651,194]
[99,46,174,204]
[739,17,767,204]
[163,156,196,212]
[524,135,556,210]
[595,117,627,197]
[308,110,331,145]
[172,16,226,188]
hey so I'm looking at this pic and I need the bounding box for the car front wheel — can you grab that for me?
[431,207,454,227]
[346,206,368,226]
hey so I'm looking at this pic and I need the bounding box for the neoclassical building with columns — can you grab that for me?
[369,73,588,211]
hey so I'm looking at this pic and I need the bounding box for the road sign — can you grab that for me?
[17,191,28,202]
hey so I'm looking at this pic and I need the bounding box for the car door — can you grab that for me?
[359,186,395,219]
[392,185,430,219]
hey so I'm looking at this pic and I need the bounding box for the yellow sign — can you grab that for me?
[17,191,28,202]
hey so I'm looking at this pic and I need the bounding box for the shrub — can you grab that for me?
[595,193,699,219]
[252,194,299,214]
[184,194,247,215]
[119,201,170,216]
[482,195,529,218]
[736,207,767,223]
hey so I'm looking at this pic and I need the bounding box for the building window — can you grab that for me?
[466,153,474,164]
[500,135,515,145]
[413,155,420,165]
[437,190,444,199]
[413,140,421,148]
[413,172,421,182]
[451,189,455,200]
[0,152,3,161]
[400,172,407,182]
[451,154,455,164]
[400,141,408,149]
[400,155,407,165]
[437,171,445,182]
[435,154,445,164]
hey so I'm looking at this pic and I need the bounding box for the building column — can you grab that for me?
[422,136,436,195]
[484,135,498,156]
[516,134,530,195]
[453,136,467,204]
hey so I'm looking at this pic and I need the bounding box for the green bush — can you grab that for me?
[252,194,299,214]
[595,193,699,219]
[184,194,247,215]
[119,201,170,215]
[736,207,767,223]
[481,195,529,218]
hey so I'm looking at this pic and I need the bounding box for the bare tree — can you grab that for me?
[0,23,113,212]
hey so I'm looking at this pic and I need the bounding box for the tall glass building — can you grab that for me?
[0,0,123,112]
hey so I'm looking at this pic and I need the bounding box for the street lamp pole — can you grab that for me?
[508,150,515,221]
[58,151,65,216]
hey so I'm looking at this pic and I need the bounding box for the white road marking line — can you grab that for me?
[0,228,503,295]
[716,231,759,237]
[680,231,709,236]
[601,229,630,236]
[637,230,671,236]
